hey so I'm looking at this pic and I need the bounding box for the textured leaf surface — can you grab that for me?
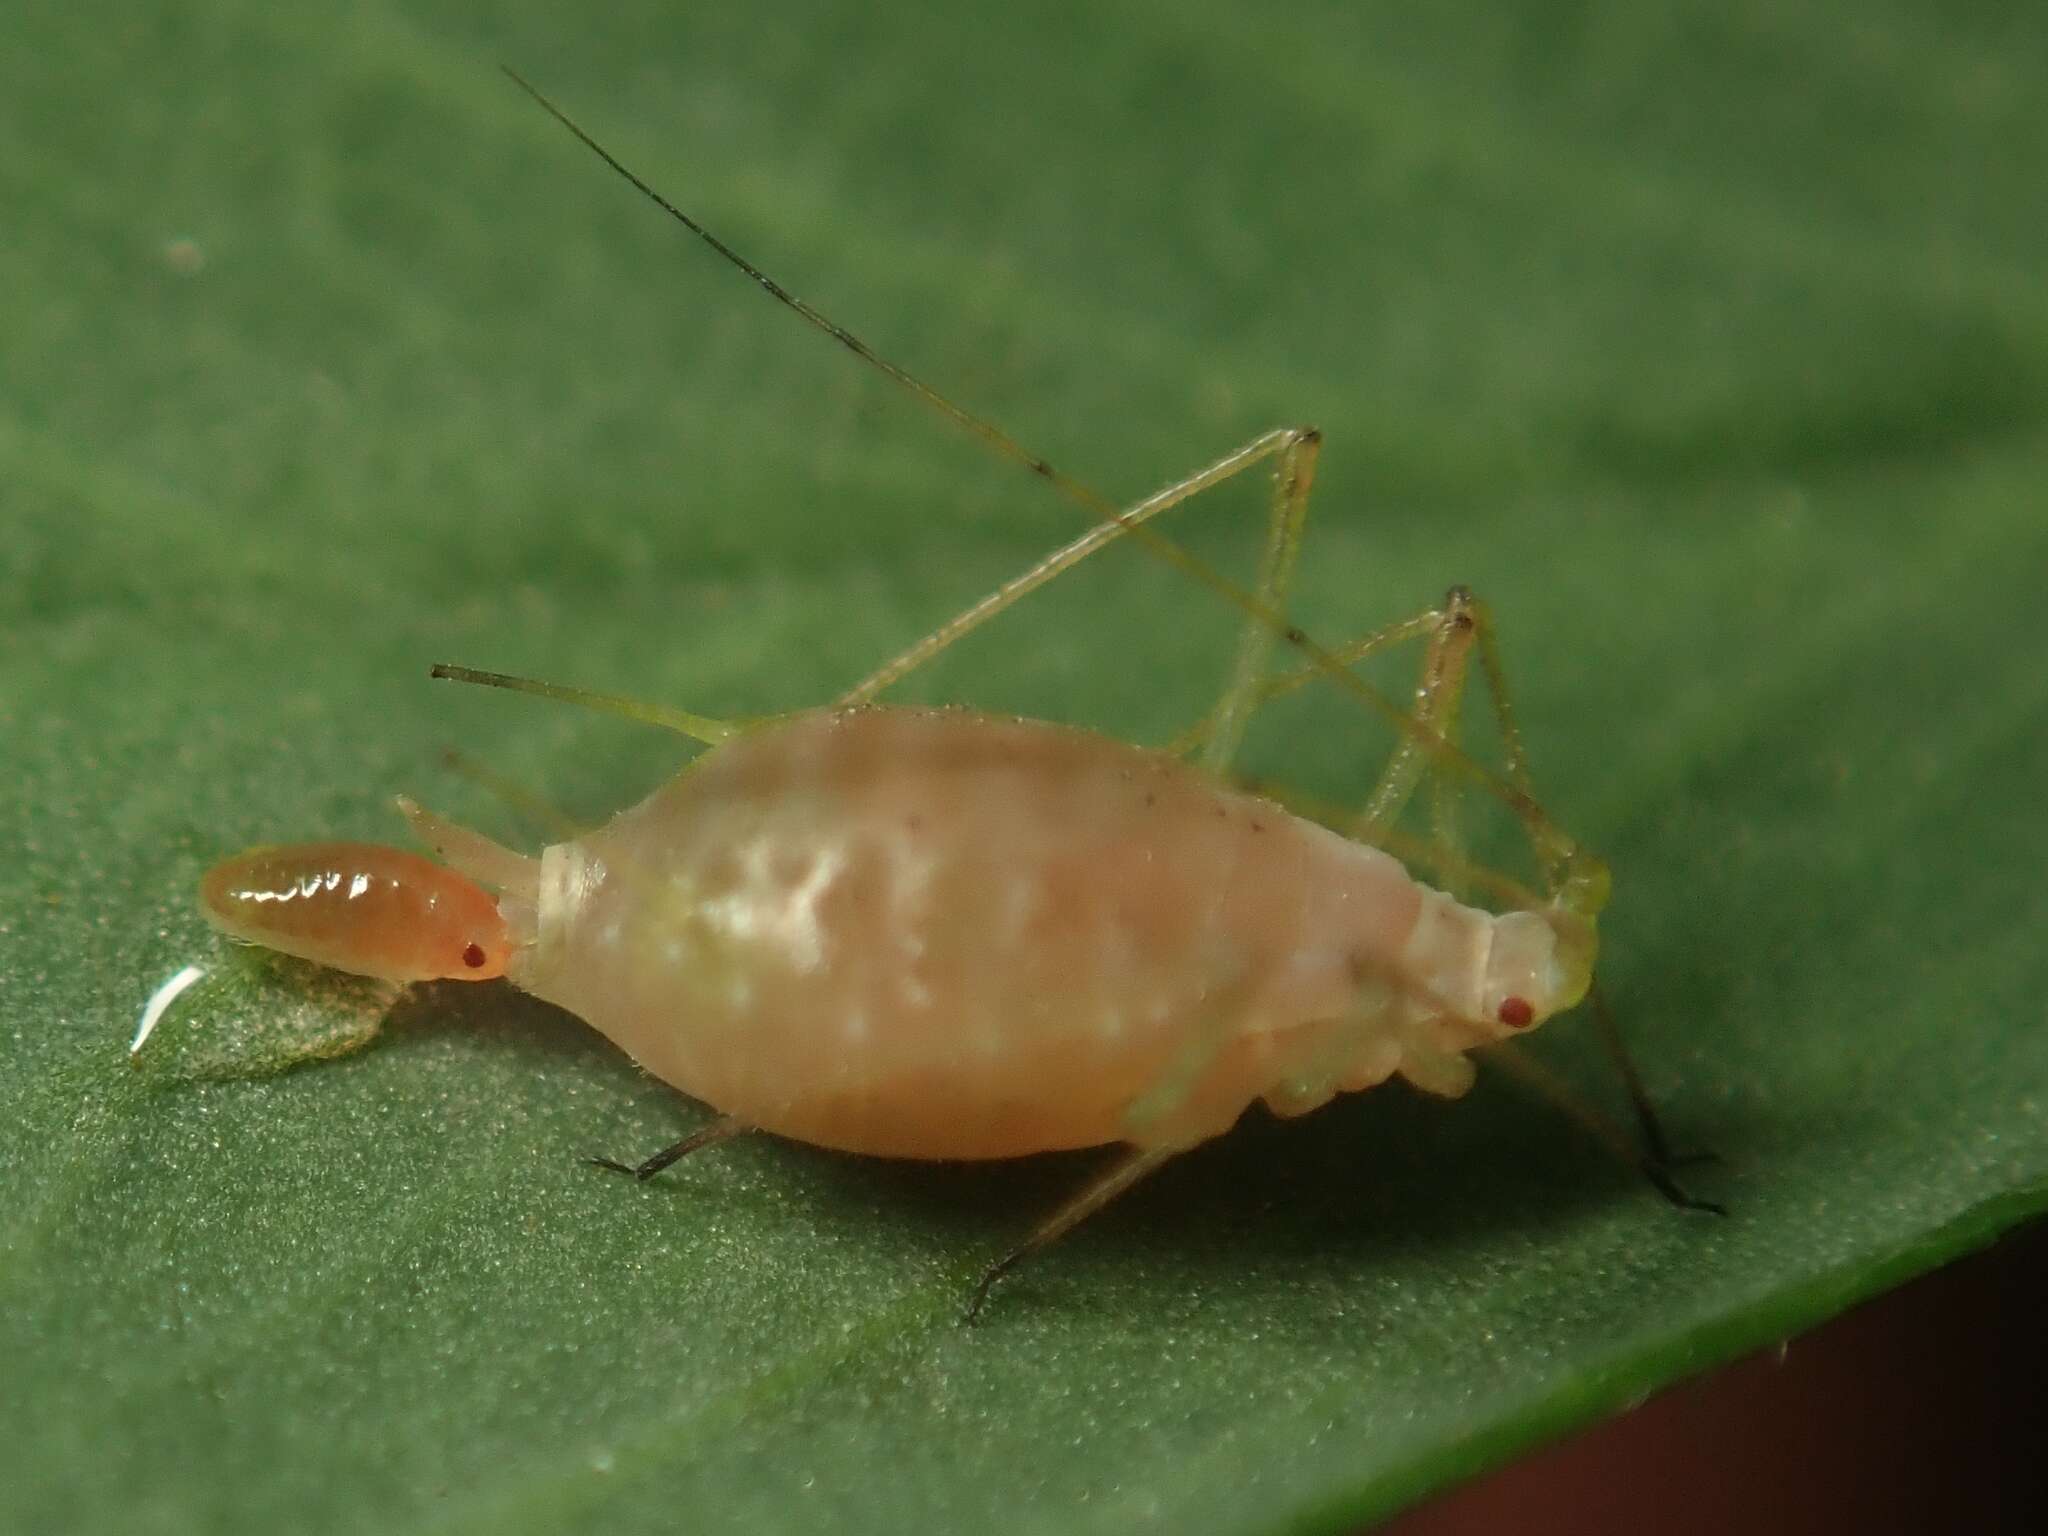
[4,2,2044,1531]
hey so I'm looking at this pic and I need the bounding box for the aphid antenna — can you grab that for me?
[496,67,1577,871]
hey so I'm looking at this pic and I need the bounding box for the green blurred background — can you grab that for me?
[3,1,2043,1531]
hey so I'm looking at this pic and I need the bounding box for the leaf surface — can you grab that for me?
[4,2,2044,1530]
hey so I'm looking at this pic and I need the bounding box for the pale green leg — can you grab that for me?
[842,427,1326,714]
[964,1142,1184,1323]
[1196,428,1321,775]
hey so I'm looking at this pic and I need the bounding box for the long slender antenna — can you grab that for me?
[499,66,1081,501]
[498,68,1578,865]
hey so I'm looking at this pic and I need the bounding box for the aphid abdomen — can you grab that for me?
[200,842,514,983]
[514,707,1462,1158]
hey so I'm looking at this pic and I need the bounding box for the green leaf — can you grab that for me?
[5,2,2044,1531]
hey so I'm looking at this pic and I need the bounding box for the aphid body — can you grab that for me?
[471,706,1586,1159]
[174,72,1717,1316]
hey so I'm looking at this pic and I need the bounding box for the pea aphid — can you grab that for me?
[181,73,1719,1320]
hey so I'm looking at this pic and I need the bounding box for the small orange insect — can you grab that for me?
[177,72,1718,1319]
[200,843,516,982]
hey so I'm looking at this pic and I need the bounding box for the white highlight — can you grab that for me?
[131,964,205,1057]
[699,840,843,973]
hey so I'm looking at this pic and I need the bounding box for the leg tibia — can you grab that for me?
[843,428,1320,709]
[963,1142,1182,1322]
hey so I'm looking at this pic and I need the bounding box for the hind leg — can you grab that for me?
[1174,585,1571,904]
[841,427,1325,716]
[963,1142,1184,1323]
[589,1113,753,1182]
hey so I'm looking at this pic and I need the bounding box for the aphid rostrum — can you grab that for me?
[179,72,1720,1319]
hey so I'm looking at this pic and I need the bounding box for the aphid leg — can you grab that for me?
[1201,598,1712,1204]
[1328,588,1548,898]
[964,1143,1184,1324]
[1189,585,1584,897]
[1586,982,1723,1185]
[439,747,584,842]
[842,428,1324,706]
[1169,609,1441,761]
[1171,591,1528,902]
[1338,604,1718,1197]
[590,1112,752,1182]
[1341,603,1717,1195]
[1353,587,1483,859]
[1197,429,1320,774]
[1477,1040,1726,1215]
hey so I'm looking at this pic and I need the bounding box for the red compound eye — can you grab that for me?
[462,942,488,969]
[1497,996,1534,1029]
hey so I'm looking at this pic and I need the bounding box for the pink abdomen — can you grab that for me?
[514,708,1428,1157]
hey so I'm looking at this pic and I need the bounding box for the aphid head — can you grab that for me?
[1478,854,1607,1039]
